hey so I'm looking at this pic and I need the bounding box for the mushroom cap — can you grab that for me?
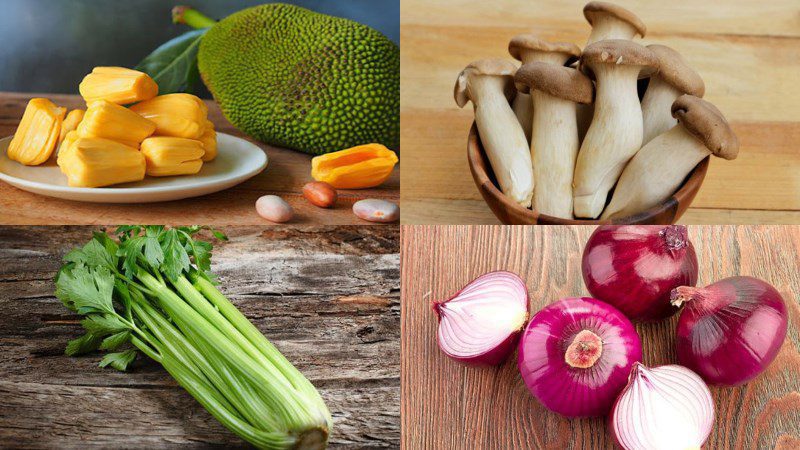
[672,94,739,160]
[648,44,705,96]
[508,34,581,63]
[454,59,519,108]
[515,62,594,104]
[583,1,647,38]
[579,39,659,78]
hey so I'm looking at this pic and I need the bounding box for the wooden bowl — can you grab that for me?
[466,123,708,225]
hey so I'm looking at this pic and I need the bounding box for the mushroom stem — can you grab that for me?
[574,64,643,218]
[531,91,579,218]
[641,77,683,145]
[601,126,709,219]
[512,94,533,142]
[512,52,579,143]
[586,15,640,45]
[471,76,534,207]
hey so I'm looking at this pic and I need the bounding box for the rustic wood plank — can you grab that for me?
[0,93,399,225]
[0,226,400,448]
[400,198,800,225]
[401,225,800,449]
[401,0,800,38]
[400,0,800,223]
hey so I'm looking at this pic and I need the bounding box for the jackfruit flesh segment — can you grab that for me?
[77,100,156,145]
[7,98,67,166]
[61,137,146,187]
[199,126,217,162]
[129,94,208,139]
[57,130,80,171]
[140,137,205,176]
[145,159,204,177]
[58,109,85,145]
[79,67,158,105]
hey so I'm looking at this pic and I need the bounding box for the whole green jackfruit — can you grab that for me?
[197,3,400,155]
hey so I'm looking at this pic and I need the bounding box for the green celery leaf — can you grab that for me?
[81,314,128,336]
[211,230,228,241]
[99,349,137,371]
[63,239,114,269]
[55,266,116,315]
[92,231,120,265]
[99,331,131,351]
[118,236,145,278]
[161,229,190,281]
[116,226,141,241]
[65,333,102,356]
[135,28,208,94]
[143,227,165,268]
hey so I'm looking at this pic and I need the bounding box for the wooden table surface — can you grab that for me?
[0,93,400,225]
[0,226,400,448]
[400,0,800,224]
[401,225,800,449]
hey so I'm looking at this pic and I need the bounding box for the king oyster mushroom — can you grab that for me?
[455,59,534,208]
[573,40,658,219]
[508,35,582,142]
[641,44,705,145]
[515,62,594,218]
[583,1,647,45]
[601,95,739,219]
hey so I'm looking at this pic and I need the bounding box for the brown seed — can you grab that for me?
[303,181,337,208]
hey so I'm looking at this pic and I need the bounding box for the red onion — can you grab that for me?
[672,276,788,386]
[582,225,698,321]
[433,271,529,365]
[518,297,642,417]
[611,363,714,450]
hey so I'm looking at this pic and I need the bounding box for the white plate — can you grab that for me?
[0,132,267,203]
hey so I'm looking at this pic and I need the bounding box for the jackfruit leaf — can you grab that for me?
[136,28,207,95]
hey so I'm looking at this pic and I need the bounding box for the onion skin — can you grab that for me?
[610,363,714,450]
[582,225,698,321]
[673,276,788,386]
[433,271,529,366]
[518,297,642,417]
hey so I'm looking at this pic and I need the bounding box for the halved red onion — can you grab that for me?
[582,225,698,321]
[433,271,529,365]
[611,363,714,450]
[672,276,788,386]
[518,297,642,417]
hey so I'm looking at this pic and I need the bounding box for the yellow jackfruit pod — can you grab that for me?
[61,137,146,187]
[77,100,156,145]
[129,94,208,139]
[311,144,398,189]
[199,125,217,162]
[140,137,205,176]
[58,109,85,145]
[57,130,80,171]
[7,98,67,166]
[79,67,158,105]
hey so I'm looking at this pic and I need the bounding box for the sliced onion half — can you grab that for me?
[433,271,529,365]
[611,363,714,450]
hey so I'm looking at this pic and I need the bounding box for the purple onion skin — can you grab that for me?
[518,297,642,417]
[582,225,699,321]
[675,276,788,386]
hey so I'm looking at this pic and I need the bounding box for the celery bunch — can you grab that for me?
[55,226,331,449]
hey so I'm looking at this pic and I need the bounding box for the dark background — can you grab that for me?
[0,0,399,97]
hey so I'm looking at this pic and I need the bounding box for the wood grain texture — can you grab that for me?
[400,0,800,224]
[401,225,800,449]
[0,226,400,448]
[0,93,399,225]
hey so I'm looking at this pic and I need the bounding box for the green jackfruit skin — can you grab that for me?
[198,3,400,155]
